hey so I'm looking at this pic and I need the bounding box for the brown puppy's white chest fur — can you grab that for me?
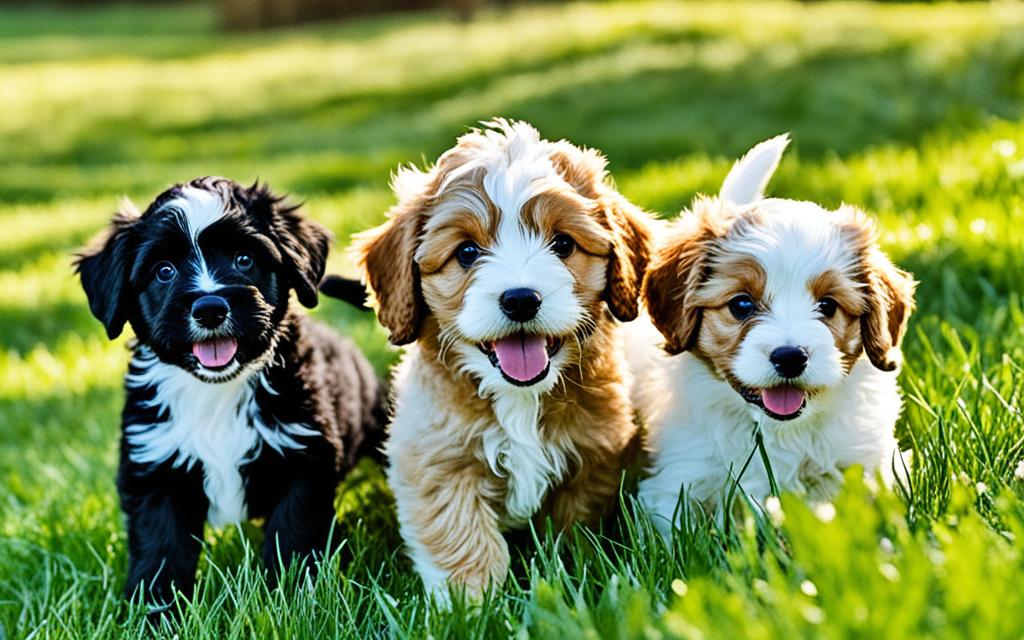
[358,120,652,598]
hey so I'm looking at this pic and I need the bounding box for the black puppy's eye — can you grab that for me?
[455,241,481,268]
[728,294,756,320]
[817,297,838,318]
[235,252,254,272]
[551,233,575,259]
[154,261,177,283]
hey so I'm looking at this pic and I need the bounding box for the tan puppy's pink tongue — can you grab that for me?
[493,334,548,382]
[761,385,805,416]
[192,338,238,368]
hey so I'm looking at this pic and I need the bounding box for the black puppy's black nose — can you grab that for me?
[499,288,542,323]
[191,295,230,329]
[770,346,809,379]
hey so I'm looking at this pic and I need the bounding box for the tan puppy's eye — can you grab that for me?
[727,294,756,320]
[816,297,838,318]
[550,233,575,259]
[455,241,482,268]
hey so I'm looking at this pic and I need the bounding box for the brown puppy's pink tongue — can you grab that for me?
[492,334,548,382]
[192,338,238,368]
[761,385,806,416]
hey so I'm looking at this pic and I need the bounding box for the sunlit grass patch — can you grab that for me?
[1,0,1023,637]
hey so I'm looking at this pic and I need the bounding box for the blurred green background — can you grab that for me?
[2,1,1024,637]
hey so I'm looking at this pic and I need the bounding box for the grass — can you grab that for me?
[1,0,1023,637]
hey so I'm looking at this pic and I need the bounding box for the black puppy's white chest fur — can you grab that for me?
[123,345,316,527]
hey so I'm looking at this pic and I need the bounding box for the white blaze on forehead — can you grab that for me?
[158,185,228,292]
[435,121,566,228]
[162,186,228,244]
[722,199,861,303]
[193,258,219,293]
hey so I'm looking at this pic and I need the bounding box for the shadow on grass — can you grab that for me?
[0,299,99,357]
[4,27,1021,203]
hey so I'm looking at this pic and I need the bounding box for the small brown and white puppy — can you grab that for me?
[638,136,916,536]
[348,120,652,598]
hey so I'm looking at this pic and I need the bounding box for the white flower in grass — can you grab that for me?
[801,605,825,625]
[800,580,818,597]
[993,139,1017,157]
[879,562,900,582]
[976,481,988,495]
[671,579,688,597]
[879,537,895,555]
[1014,460,1024,481]
[813,502,836,523]
[764,496,785,526]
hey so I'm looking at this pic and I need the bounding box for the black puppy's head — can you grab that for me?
[75,177,331,383]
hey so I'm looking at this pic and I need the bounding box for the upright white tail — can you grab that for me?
[719,133,790,206]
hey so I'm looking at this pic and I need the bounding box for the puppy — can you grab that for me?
[337,120,653,598]
[75,177,385,610]
[638,136,916,535]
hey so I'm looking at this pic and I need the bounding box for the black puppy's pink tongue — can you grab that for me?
[761,385,805,416]
[192,338,238,368]
[492,334,548,382]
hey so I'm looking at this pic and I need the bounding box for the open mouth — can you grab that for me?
[478,333,563,387]
[739,384,807,421]
[191,337,238,371]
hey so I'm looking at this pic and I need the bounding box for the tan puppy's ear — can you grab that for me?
[643,201,728,354]
[839,205,916,371]
[601,194,653,321]
[353,168,432,346]
[549,141,654,321]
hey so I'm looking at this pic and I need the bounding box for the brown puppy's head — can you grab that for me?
[355,119,651,396]
[644,197,915,422]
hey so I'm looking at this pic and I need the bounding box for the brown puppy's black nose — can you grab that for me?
[191,295,229,329]
[499,288,542,323]
[770,346,808,378]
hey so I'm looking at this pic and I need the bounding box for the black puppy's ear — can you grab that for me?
[74,201,140,339]
[247,183,333,308]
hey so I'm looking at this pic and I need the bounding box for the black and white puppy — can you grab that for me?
[76,177,385,610]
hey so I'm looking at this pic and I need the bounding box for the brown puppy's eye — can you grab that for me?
[455,241,481,268]
[728,294,756,320]
[154,261,177,283]
[816,297,838,318]
[551,233,575,259]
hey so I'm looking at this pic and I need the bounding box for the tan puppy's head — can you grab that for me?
[356,119,651,396]
[644,136,916,422]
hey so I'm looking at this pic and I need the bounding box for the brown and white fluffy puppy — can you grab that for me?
[638,136,916,536]
[346,120,652,598]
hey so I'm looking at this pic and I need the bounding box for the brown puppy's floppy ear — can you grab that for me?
[861,252,916,371]
[601,194,653,321]
[245,182,332,309]
[643,201,729,354]
[549,141,653,321]
[839,205,916,371]
[352,168,431,346]
[74,200,140,340]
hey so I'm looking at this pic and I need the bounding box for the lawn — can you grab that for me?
[2,0,1024,637]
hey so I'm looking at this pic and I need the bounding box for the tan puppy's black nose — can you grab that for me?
[499,288,542,323]
[770,346,808,378]
[192,295,229,329]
